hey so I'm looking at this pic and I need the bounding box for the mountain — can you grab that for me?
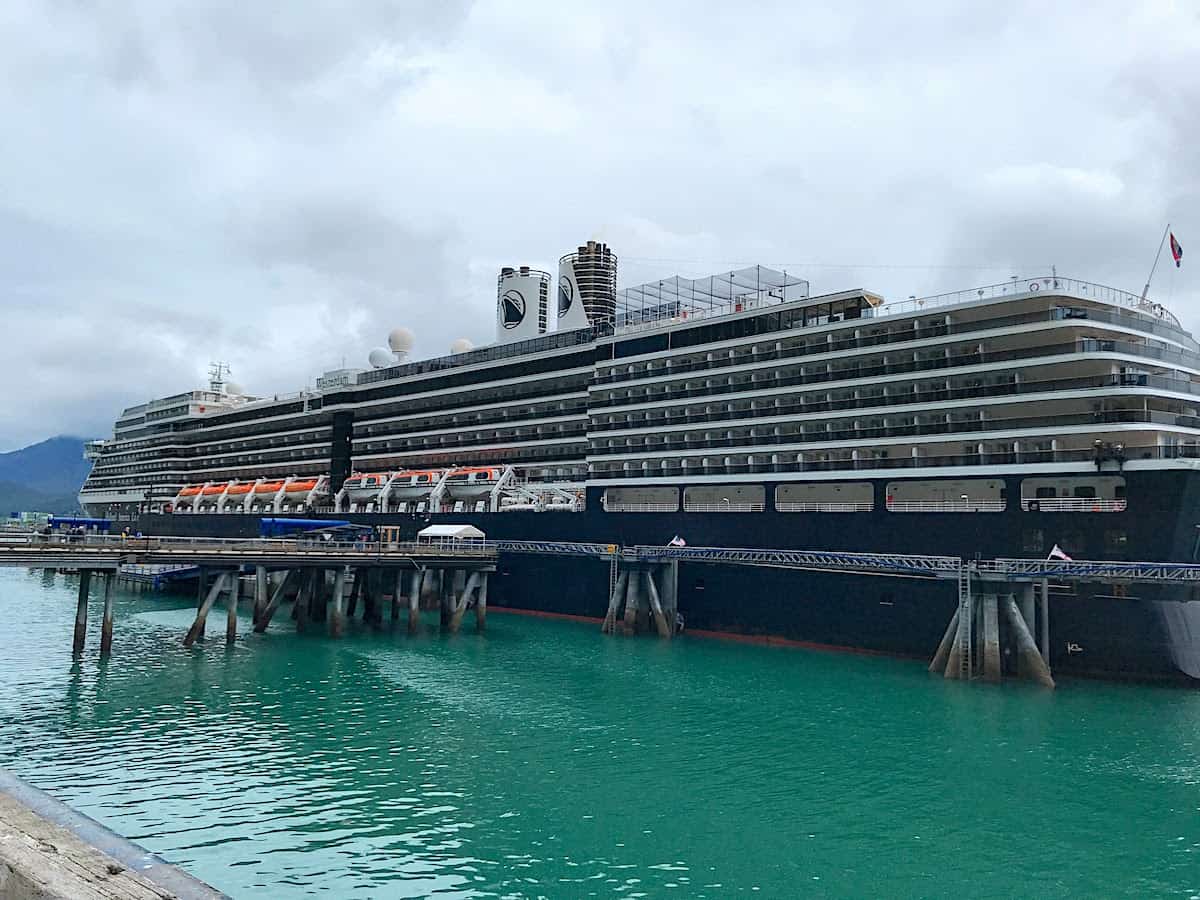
[0,436,93,516]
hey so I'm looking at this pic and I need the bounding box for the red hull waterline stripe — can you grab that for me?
[487,605,924,660]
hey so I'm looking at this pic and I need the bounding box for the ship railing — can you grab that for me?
[681,502,766,513]
[1019,498,1127,512]
[870,275,1182,329]
[775,501,874,513]
[885,500,1006,513]
[601,502,680,513]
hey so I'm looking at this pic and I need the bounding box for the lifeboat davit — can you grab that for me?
[442,466,503,499]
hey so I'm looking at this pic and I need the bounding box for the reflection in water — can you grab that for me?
[1,568,1200,897]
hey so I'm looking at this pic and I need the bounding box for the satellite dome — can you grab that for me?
[368,347,394,368]
[388,327,415,353]
[225,381,243,396]
[450,338,474,354]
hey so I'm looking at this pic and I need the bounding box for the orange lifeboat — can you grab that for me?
[201,484,228,496]
[226,483,254,496]
[284,479,319,494]
[388,469,445,500]
[253,481,286,495]
[443,466,503,499]
[178,485,203,498]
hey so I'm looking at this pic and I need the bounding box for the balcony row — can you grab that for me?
[587,372,1199,434]
[586,410,1200,458]
[592,304,1193,386]
[587,339,1200,409]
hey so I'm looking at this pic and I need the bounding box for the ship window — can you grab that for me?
[1073,485,1097,499]
[1035,487,1056,498]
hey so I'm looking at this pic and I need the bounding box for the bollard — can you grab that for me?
[226,573,240,644]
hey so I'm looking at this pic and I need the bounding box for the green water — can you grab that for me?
[1,569,1199,898]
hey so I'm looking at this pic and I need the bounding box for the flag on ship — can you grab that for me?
[1048,544,1073,561]
[668,535,687,547]
[1170,232,1183,268]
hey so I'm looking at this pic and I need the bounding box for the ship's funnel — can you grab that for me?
[495,266,550,344]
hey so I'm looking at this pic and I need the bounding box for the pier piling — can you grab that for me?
[1002,594,1055,688]
[72,569,92,655]
[408,569,422,635]
[329,567,346,637]
[253,566,268,627]
[254,569,296,633]
[226,573,239,644]
[643,570,672,639]
[928,609,959,674]
[476,572,488,632]
[981,594,1001,683]
[100,573,114,657]
[184,571,230,647]
[622,569,640,635]
[601,571,628,634]
[391,570,403,625]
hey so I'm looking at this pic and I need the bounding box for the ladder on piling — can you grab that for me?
[956,563,973,679]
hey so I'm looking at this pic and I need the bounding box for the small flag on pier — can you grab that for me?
[1170,232,1183,268]
[1048,544,1073,561]
[668,535,687,547]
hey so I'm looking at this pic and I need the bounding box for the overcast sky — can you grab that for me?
[1,0,1197,450]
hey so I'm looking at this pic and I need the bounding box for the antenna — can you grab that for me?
[208,361,231,392]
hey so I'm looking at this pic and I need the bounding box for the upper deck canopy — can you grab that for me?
[616,266,809,327]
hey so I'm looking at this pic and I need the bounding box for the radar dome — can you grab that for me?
[450,338,474,354]
[225,381,243,396]
[368,347,394,368]
[388,327,415,353]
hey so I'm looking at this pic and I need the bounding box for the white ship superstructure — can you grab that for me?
[79,243,1200,520]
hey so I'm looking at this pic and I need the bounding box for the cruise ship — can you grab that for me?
[80,241,1200,682]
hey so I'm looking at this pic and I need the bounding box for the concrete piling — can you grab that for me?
[99,573,114,657]
[476,572,488,633]
[928,608,959,674]
[392,570,403,625]
[408,569,422,635]
[1038,578,1050,665]
[622,569,640,635]
[1002,594,1055,688]
[981,594,1001,683]
[72,569,92,655]
[447,572,479,633]
[601,571,628,634]
[329,567,346,637]
[253,566,268,627]
[643,570,672,639]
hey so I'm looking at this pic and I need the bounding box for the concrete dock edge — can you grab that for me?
[0,769,228,899]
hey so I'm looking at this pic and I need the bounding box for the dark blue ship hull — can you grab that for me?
[141,468,1200,684]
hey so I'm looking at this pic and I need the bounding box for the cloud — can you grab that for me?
[1,0,1198,449]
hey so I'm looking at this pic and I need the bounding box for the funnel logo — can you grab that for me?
[501,289,526,329]
[558,275,574,318]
